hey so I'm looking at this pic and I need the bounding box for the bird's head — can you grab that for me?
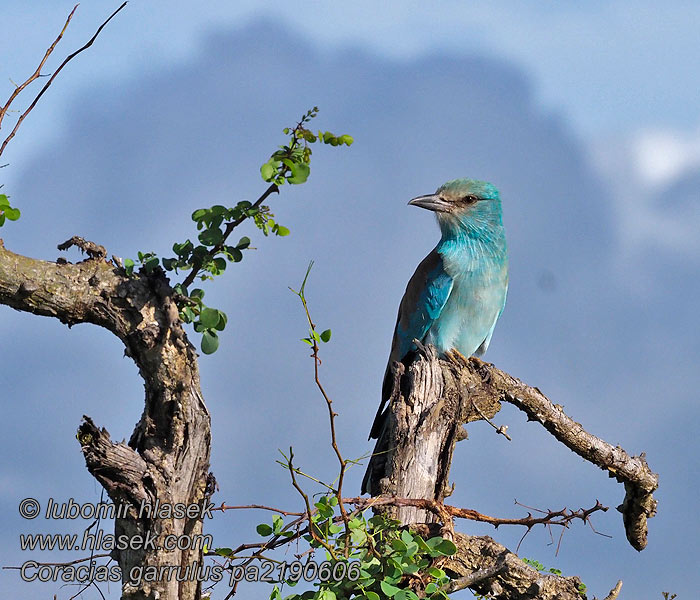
[409,178,503,239]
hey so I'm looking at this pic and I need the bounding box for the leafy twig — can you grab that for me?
[285,447,338,560]
[179,182,279,290]
[290,262,352,554]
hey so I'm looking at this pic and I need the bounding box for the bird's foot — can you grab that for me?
[447,348,470,367]
[469,355,492,383]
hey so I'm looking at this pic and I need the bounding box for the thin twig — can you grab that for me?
[212,503,304,516]
[0,6,77,128]
[471,398,512,440]
[0,3,128,158]
[344,496,608,531]
[286,447,338,560]
[291,262,352,555]
[3,552,111,570]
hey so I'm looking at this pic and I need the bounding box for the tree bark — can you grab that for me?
[363,344,502,523]
[412,524,590,600]
[364,343,658,598]
[0,239,211,600]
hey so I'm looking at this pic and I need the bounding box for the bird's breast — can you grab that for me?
[426,251,507,357]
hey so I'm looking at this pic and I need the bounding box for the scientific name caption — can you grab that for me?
[16,497,358,585]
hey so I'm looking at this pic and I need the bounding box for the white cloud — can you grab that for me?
[590,125,700,267]
[631,126,700,186]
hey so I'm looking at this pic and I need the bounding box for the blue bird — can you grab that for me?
[369,178,508,440]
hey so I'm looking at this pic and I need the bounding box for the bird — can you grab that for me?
[369,178,508,441]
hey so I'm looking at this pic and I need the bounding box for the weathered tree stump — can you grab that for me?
[363,342,658,598]
[0,242,212,600]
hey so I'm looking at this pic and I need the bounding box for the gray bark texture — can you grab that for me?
[364,343,658,599]
[0,239,212,600]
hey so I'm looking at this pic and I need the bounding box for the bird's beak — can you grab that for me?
[408,194,452,212]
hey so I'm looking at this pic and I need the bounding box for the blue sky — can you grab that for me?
[1,2,698,599]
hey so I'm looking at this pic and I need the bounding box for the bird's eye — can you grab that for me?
[463,195,479,204]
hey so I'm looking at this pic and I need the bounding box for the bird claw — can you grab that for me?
[469,355,493,383]
[447,349,470,367]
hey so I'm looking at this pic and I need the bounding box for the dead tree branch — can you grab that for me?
[0,3,128,159]
[409,525,593,600]
[364,344,658,553]
[0,5,77,129]
[346,496,607,532]
[447,350,658,551]
[0,239,211,600]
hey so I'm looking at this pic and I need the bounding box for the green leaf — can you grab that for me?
[434,539,457,555]
[425,537,443,550]
[199,307,220,329]
[261,161,277,182]
[236,236,251,249]
[380,581,400,597]
[215,547,233,556]
[192,208,208,222]
[4,207,20,221]
[272,514,284,534]
[214,310,227,331]
[287,161,310,184]
[320,329,332,343]
[256,523,273,536]
[143,256,159,273]
[201,330,219,354]
[363,593,380,600]
[162,257,176,271]
[212,257,227,272]
[198,227,224,246]
[275,225,290,236]
[173,240,193,256]
[0,194,9,207]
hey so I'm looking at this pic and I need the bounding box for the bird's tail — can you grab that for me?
[368,366,394,440]
[363,361,402,494]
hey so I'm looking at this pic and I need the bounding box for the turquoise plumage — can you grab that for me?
[369,178,508,439]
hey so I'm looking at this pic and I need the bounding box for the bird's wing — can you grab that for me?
[393,249,454,360]
[368,250,453,440]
